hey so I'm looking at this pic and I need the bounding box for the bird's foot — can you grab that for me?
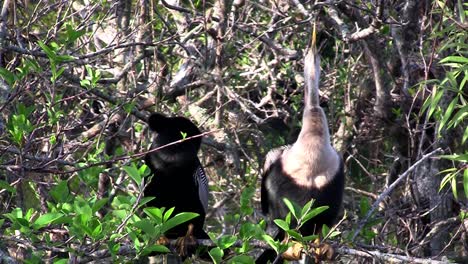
[156,235,170,246]
[312,240,335,263]
[175,223,198,258]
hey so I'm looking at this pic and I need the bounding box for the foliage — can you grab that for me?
[422,2,468,201]
[0,0,467,263]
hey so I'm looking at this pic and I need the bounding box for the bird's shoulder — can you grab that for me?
[263,145,291,174]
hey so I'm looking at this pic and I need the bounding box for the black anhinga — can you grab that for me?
[144,113,209,258]
[257,27,345,263]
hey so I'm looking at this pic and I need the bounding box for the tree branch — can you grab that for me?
[352,148,443,241]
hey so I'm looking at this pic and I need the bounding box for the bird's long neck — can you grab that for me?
[297,41,330,147]
[303,40,321,109]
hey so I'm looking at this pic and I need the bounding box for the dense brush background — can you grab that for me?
[0,0,467,263]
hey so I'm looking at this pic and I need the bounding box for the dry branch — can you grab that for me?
[352,148,444,241]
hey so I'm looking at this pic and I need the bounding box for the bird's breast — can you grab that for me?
[280,144,339,189]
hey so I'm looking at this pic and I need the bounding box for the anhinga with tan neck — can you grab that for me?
[257,26,345,263]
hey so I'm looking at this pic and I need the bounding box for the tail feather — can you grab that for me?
[304,23,321,108]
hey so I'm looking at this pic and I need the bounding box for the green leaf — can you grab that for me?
[33,212,63,229]
[141,245,170,256]
[49,181,70,203]
[144,207,163,222]
[286,229,302,241]
[463,169,468,200]
[438,97,457,134]
[239,222,262,240]
[440,55,468,64]
[427,88,444,119]
[80,79,91,88]
[123,165,142,185]
[302,206,329,224]
[65,23,86,44]
[228,255,255,264]
[160,212,198,234]
[139,197,155,207]
[440,172,455,192]
[0,67,16,86]
[0,180,16,193]
[163,207,175,222]
[134,219,156,236]
[322,224,330,238]
[359,197,371,217]
[91,198,109,214]
[302,234,319,242]
[209,247,224,264]
[261,234,279,253]
[459,0,466,22]
[447,105,468,128]
[463,126,468,144]
[53,259,68,264]
[38,41,57,60]
[451,175,458,199]
[217,235,237,250]
[300,199,314,218]
[282,198,300,219]
[273,219,289,231]
[240,186,255,215]
[440,154,468,162]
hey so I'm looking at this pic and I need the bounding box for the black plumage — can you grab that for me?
[144,113,209,256]
[257,29,345,263]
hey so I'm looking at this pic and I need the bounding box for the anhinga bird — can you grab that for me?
[257,26,345,263]
[144,113,209,258]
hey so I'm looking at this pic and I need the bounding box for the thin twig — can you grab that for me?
[352,148,443,241]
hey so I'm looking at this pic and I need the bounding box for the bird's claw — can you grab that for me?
[175,223,198,258]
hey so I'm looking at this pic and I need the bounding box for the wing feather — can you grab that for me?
[194,161,209,213]
[261,145,291,214]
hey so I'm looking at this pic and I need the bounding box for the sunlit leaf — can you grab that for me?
[302,206,329,224]
[123,165,142,185]
[160,212,198,234]
[209,247,224,264]
[463,169,468,199]
[273,219,289,231]
[217,234,237,250]
[134,219,156,236]
[33,213,63,229]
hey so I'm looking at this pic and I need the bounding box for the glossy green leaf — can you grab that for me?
[144,207,164,222]
[440,56,468,64]
[438,97,457,134]
[141,245,170,256]
[228,255,255,264]
[217,234,237,250]
[134,219,156,236]
[160,212,198,234]
[282,198,300,219]
[302,206,329,224]
[261,234,279,253]
[209,247,224,264]
[300,199,314,218]
[440,154,468,162]
[163,207,175,222]
[286,229,302,241]
[0,180,16,194]
[92,198,109,214]
[33,212,63,229]
[0,67,16,86]
[273,219,289,231]
[123,165,141,185]
[451,175,458,200]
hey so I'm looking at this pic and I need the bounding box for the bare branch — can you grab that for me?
[352,148,443,241]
